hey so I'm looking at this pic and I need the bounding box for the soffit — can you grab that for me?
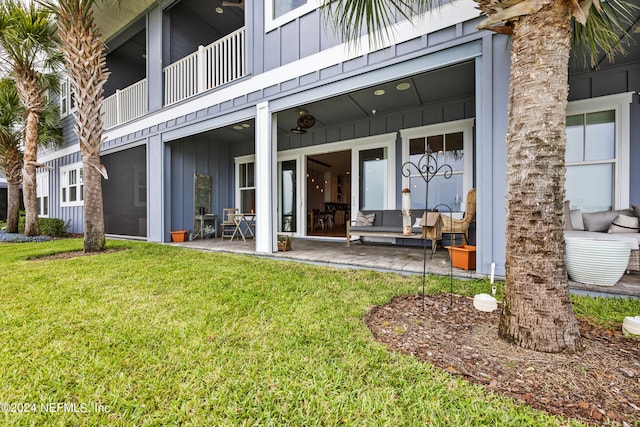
[92,0,157,41]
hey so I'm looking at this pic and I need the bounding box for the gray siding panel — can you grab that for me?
[169,136,234,234]
[280,21,300,64]
[569,63,640,100]
[46,152,84,234]
[299,13,320,58]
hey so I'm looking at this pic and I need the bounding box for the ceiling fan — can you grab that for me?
[291,110,316,134]
[216,0,244,13]
[222,0,244,8]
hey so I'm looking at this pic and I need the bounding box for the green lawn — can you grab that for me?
[0,239,634,426]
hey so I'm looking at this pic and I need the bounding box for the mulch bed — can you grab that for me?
[365,294,640,426]
[32,248,127,260]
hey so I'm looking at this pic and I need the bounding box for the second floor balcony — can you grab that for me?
[102,27,246,130]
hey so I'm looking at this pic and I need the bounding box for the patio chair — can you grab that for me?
[221,208,238,240]
[442,188,476,245]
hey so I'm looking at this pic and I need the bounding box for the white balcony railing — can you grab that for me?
[101,27,246,129]
[103,78,147,129]
[164,27,246,106]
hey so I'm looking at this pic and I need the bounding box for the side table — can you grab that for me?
[194,214,218,239]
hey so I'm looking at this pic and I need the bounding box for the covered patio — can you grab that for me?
[167,238,640,299]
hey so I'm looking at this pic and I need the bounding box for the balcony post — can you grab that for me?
[197,45,205,93]
[115,89,122,126]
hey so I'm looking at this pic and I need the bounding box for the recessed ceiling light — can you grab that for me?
[233,125,243,130]
[215,6,224,13]
[241,123,250,128]
[396,82,411,91]
[374,89,385,96]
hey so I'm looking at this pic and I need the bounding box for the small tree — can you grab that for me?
[0,0,62,236]
[0,79,24,233]
[0,78,62,233]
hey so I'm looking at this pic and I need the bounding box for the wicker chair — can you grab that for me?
[442,188,476,245]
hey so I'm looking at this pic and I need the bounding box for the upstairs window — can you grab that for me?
[59,76,76,118]
[274,0,307,18]
[265,0,319,32]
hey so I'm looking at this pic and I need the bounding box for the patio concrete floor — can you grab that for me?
[167,236,640,299]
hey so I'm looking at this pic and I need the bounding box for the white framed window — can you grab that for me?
[60,163,83,207]
[59,76,76,118]
[401,119,474,212]
[36,173,49,217]
[565,92,633,212]
[265,0,320,33]
[237,161,255,213]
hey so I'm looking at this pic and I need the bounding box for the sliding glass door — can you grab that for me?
[358,147,388,210]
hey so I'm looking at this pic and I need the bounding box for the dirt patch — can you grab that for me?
[366,294,640,426]
[32,247,127,260]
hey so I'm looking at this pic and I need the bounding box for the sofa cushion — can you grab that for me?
[564,201,572,230]
[570,209,584,231]
[608,214,640,233]
[355,211,375,226]
[582,210,620,232]
[380,210,403,227]
[634,205,640,218]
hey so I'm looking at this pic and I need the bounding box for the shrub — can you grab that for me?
[18,217,70,237]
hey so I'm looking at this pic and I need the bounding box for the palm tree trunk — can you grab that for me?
[22,110,40,236]
[82,153,105,251]
[56,2,109,252]
[6,180,21,233]
[2,145,23,233]
[499,2,583,353]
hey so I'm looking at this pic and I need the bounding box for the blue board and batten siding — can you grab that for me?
[46,152,83,234]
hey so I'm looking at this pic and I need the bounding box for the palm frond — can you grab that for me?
[37,97,62,148]
[321,0,441,49]
[572,0,639,69]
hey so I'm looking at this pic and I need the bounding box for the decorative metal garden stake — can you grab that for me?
[401,188,412,235]
[401,148,455,308]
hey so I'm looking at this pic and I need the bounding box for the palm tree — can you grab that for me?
[39,0,111,252]
[0,0,62,236]
[324,0,638,353]
[0,78,62,233]
[0,79,25,233]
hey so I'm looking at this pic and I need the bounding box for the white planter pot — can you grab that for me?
[565,238,630,286]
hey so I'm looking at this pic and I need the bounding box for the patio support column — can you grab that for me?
[147,134,165,242]
[255,101,277,253]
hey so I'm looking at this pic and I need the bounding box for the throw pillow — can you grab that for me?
[608,214,640,233]
[582,210,619,232]
[355,211,375,226]
[634,205,640,218]
[413,217,422,228]
[563,201,572,230]
[569,209,584,231]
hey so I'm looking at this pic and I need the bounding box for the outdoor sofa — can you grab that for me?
[346,209,428,247]
[564,204,640,272]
